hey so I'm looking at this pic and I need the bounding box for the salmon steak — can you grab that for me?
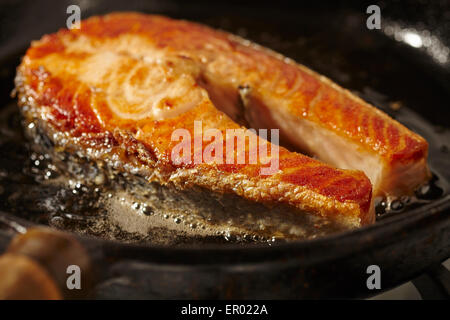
[14,13,430,235]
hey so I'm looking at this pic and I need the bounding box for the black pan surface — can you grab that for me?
[0,0,448,298]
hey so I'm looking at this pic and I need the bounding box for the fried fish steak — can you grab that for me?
[15,13,397,230]
[40,12,427,198]
[81,13,423,197]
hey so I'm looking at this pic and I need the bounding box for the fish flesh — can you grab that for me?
[14,13,427,232]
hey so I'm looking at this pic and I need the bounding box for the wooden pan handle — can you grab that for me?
[0,227,93,299]
[0,253,62,300]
